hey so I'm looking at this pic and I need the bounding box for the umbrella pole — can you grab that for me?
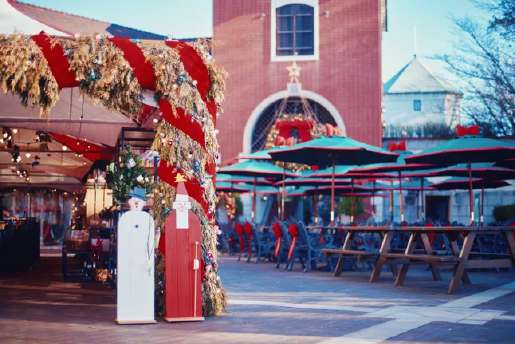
[480,181,485,227]
[390,180,394,224]
[252,177,256,223]
[281,168,286,221]
[312,194,319,224]
[468,162,474,225]
[372,180,376,221]
[398,171,404,223]
[350,179,355,224]
[419,178,425,223]
[330,159,336,225]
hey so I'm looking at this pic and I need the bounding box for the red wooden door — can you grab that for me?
[164,210,203,321]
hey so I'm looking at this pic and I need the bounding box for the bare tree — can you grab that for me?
[439,1,514,136]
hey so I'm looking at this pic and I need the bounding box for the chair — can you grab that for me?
[272,221,291,269]
[251,224,275,263]
[243,222,254,262]
[285,222,304,271]
[234,223,246,261]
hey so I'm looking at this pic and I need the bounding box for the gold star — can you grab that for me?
[287,61,301,83]
[175,173,187,183]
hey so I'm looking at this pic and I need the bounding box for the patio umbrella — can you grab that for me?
[219,160,296,221]
[432,177,509,190]
[269,136,398,223]
[238,148,280,160]
[433,177,510,225]
[280,176,351,187]
[406,163,515,181]
[348,149,432,222]
[405,130,515,224]
[215,173,273,185]
[495,158,515,169]
[215,181,252,193]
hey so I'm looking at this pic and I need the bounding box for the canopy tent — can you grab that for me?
[0,127,112,190]
[0,0,68,36]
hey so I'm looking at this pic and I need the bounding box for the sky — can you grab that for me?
[23,0,486,81]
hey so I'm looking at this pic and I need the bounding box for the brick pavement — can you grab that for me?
[0,256,514,343]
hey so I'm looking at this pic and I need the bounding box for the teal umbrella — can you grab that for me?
[405,137,515,166]
[215,181,252,193]
[219,160,296,221]
[406,135,515,224]
[216,173,273,185]
[280,176,351,187]
[269,136,399,167]
[433,177,509,190]
[405,163,515,180]
[433,177,510,225]
[238,147,283,160]
[219,160,295,179]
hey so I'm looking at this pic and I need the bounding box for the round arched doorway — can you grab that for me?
[243,90,345,153]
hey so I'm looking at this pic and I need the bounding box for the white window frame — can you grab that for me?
[271,0,319,62]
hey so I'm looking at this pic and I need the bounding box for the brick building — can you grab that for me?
[213,0,387,163]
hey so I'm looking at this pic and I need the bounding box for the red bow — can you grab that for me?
[456,125,480,137]
[388,140,406,152]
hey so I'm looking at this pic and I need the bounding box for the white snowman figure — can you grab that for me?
[116,187,155,324]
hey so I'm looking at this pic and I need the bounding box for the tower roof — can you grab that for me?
[384,55,461,94]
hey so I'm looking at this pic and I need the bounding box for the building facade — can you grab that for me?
[213,0,387,163]
[383,56,463,138]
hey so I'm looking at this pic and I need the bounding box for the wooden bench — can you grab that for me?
[383,253,459,263]
[322,248,377,257]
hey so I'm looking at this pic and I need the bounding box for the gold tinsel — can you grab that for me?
[141,44,219,160]
[0,34,60,117]
[60,36,143,118]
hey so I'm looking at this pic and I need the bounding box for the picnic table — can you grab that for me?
[316,225,515,294]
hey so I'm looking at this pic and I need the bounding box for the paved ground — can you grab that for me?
[0,255,514,343]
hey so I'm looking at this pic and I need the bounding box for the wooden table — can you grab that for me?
[320,225,515,294]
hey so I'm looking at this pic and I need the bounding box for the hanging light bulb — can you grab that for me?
[62,145,68,151]
[12,128,18,134]
[25,153,31,158]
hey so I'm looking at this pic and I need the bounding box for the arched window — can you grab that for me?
[276,4,314,56]
[271,0,319,62]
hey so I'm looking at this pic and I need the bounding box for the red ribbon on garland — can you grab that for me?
[165,40,217,124]
[159,99,206,149]
[31,32,78,88]
[109,37,156,90]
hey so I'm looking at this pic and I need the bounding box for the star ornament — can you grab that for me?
[175,172,187,183]
[287,61,301,83]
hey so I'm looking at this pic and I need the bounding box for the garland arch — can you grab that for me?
[0,32,226,316]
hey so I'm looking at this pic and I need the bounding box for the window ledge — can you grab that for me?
[271,54,319,62]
